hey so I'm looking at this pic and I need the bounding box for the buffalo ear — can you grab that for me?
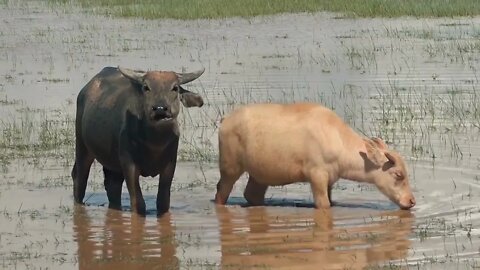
[118,67,145,85]
[180,87,203,107]
[384,151,397,166]
[363,138,386,167]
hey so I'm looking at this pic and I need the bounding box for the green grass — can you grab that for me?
[0,109,75,172]
[48,0,480,20]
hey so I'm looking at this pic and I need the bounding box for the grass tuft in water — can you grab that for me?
[0,108,75,171]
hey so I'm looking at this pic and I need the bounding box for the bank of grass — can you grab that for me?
[49,0,480,19]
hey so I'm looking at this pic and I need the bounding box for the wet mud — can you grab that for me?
[1,1,480,269]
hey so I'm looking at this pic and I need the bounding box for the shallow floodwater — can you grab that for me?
[1,1,480,269]
[1,161,479,269]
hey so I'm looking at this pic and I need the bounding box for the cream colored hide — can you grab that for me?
[215,103,416,210]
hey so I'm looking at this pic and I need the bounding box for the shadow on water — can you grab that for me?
[215,206,414,270]
[224,196,399,211]
[83,192,192,215]
[73,205,179,270]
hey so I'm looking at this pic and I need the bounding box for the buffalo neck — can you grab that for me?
[336,134,375,184]
[140,119,179,146]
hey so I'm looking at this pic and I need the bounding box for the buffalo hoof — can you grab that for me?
[156,210,169,217]
[108,203,122,211]
[74,200,85,205]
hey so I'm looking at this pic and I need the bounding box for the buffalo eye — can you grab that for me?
[172,85,179,92]
[142,84,150,91]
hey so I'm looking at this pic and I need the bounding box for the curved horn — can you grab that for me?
[176,68,205,85]
[118,67,146,83]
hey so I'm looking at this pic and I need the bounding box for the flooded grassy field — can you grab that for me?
[1,1,480,269]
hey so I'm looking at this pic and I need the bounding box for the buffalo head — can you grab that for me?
[119,67,204,124]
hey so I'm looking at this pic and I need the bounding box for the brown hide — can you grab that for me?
[72,66,204,216]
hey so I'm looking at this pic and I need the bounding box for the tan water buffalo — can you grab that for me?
[72,66,204,216]
[215,103,416,210]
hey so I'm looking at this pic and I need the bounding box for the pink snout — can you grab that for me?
[399,196,416,210]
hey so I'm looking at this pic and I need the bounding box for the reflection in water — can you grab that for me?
[216,206,414,270]
[73,206,179,270]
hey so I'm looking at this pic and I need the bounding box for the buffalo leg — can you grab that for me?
[328,183,333,206]
[215,167,243,205]
[309,170,331,209]
[119,130,145,215]
[103,167,124,210]
[157,141,178,216]
[215,134,244,205]
[121,160,145,216]
[244,176,268,206]
[72,139,94,204]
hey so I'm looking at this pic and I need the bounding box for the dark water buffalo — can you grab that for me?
[72,66,204,216]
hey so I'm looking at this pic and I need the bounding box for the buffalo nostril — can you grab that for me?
[152,106,168,112]
[410,198,416,206]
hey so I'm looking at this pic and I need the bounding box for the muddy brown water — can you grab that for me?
[1,1,480,269]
